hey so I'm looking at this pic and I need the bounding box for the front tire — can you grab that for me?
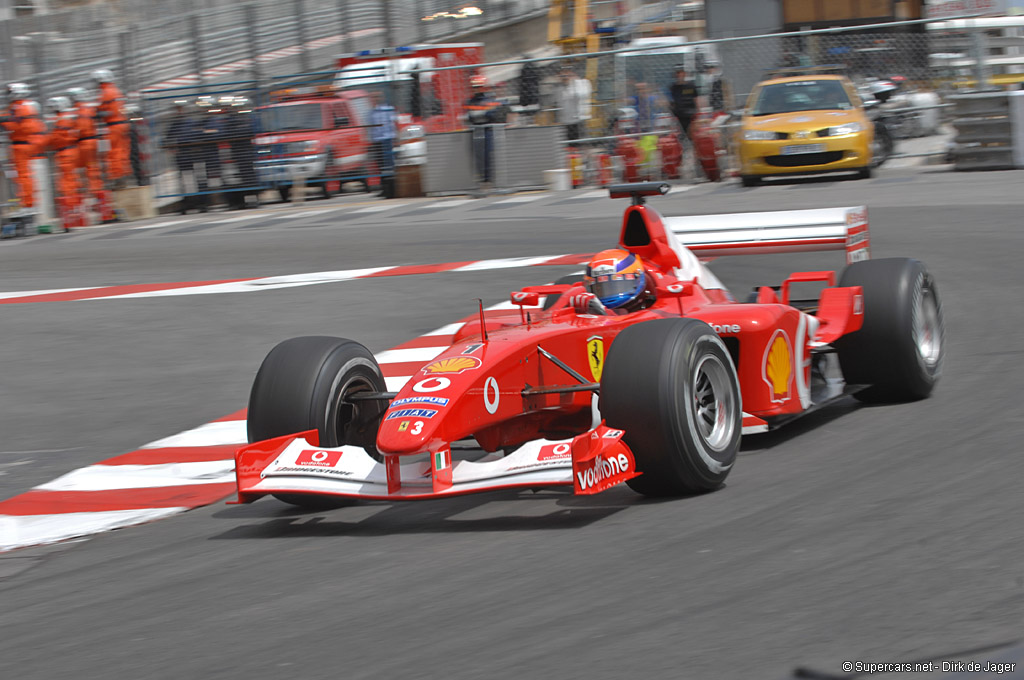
[247,336,388,507]
[600,319,741,496]
[740,174,760,187]
[834,258,944,402]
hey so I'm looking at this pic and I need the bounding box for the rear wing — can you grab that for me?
[663,206,869,264]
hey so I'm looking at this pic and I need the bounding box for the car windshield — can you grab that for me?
[750,79,853,116]
[260,103,324,132]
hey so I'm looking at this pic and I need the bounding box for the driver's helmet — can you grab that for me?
[584,249,646,309]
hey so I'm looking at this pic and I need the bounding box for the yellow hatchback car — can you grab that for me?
[737,75,873,186]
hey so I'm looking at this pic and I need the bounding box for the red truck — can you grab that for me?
[334,43,484,165]
[254,88,374,201]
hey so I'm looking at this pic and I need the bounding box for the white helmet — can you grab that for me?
[6,82,30,98]
[67,87,88,103]
[91,69,115,84]
[47,96,72,113]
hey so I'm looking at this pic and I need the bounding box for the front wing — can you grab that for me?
[233,424,639,503]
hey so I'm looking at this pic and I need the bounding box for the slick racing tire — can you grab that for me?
[277,185,291,203]
[542,274,586,311]
[600,318,741,496]
[740,174,760,187]
[834,258,944,402]
[247,336,388,508]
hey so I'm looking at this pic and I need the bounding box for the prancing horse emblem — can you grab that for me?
[587,336,605,382]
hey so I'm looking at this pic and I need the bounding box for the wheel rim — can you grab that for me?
[691,354,737,452]
[914,284,942,368]
[333,375,380,448]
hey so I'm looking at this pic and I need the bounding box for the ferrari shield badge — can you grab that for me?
[587,335,605,381]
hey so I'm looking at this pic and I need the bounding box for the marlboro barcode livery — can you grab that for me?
[234,182,943,509]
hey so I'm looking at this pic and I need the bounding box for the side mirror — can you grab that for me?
[510,291,540,307]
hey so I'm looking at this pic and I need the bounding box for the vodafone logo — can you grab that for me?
[412,377,450,393]
[575,453,631,491]
[295,449,343,467]
[537,442,571,461]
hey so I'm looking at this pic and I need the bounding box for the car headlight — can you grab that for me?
[288,140,320,154]
[823,122,862,136]
[743,129,777,141]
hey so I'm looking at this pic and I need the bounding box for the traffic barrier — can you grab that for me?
[950,92,1015,170]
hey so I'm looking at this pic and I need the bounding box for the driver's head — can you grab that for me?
[584,249,646,310]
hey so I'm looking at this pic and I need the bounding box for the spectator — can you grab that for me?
[631,82,659,133]
[223,97,258,209]
[668,65,699,137]
[369,91,397,198]
[705,62,728,114]
[465,74,503,186]
[554,64,591,140]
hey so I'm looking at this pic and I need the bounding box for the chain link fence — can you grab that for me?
[1,0,549,102]
[12,14,1023,217]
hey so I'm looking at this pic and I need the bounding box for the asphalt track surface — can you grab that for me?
[2,166,1023,679]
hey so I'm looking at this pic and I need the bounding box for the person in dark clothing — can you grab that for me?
[223,97,257,209]
[518,59,539,108]
[465,74,504,185]
[706,62,726,114]
[668,64,699,137]
[163,100,203,214]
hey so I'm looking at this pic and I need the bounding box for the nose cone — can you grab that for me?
[376,399,447,455]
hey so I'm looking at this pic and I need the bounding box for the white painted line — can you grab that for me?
[102,266,397,299]
[454,255,564,272]
[207,212,271,224]
[419,199,474,210]
[142,420,247,449]
[272,209,330,220]
[384,376,411,392]
[424,322,465,337]
[495,194,545,204]
[563,189,607,200]
[374,346,448,364]
[130,219,192,230]
[36,461,236,492]
[352,202,408,213]
[0,508,188,552]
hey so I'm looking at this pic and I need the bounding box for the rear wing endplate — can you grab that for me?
[663,206,869,264]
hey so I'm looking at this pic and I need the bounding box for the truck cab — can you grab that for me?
[254,88,373,200]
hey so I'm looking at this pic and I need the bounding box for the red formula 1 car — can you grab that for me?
[234,182,944,506]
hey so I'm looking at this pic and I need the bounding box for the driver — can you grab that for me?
[570,248,655,315]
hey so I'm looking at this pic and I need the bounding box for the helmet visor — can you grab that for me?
[586,272,644,308]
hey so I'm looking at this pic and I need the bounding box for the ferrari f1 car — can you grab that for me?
[233,182,944,505]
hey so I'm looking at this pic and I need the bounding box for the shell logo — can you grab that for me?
[422,356,482,374]
[762,330,792,403]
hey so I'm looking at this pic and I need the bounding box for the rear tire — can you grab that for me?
[740,174,760,187]
[834,258,944,402]
[247,336,388,508]
[856,165,873,180]
[600,318,741,496]
[277,185,291,202]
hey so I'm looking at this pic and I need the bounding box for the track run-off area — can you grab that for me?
[1,167,1022,679]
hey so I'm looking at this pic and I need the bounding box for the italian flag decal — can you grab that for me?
[434,449,450,471]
